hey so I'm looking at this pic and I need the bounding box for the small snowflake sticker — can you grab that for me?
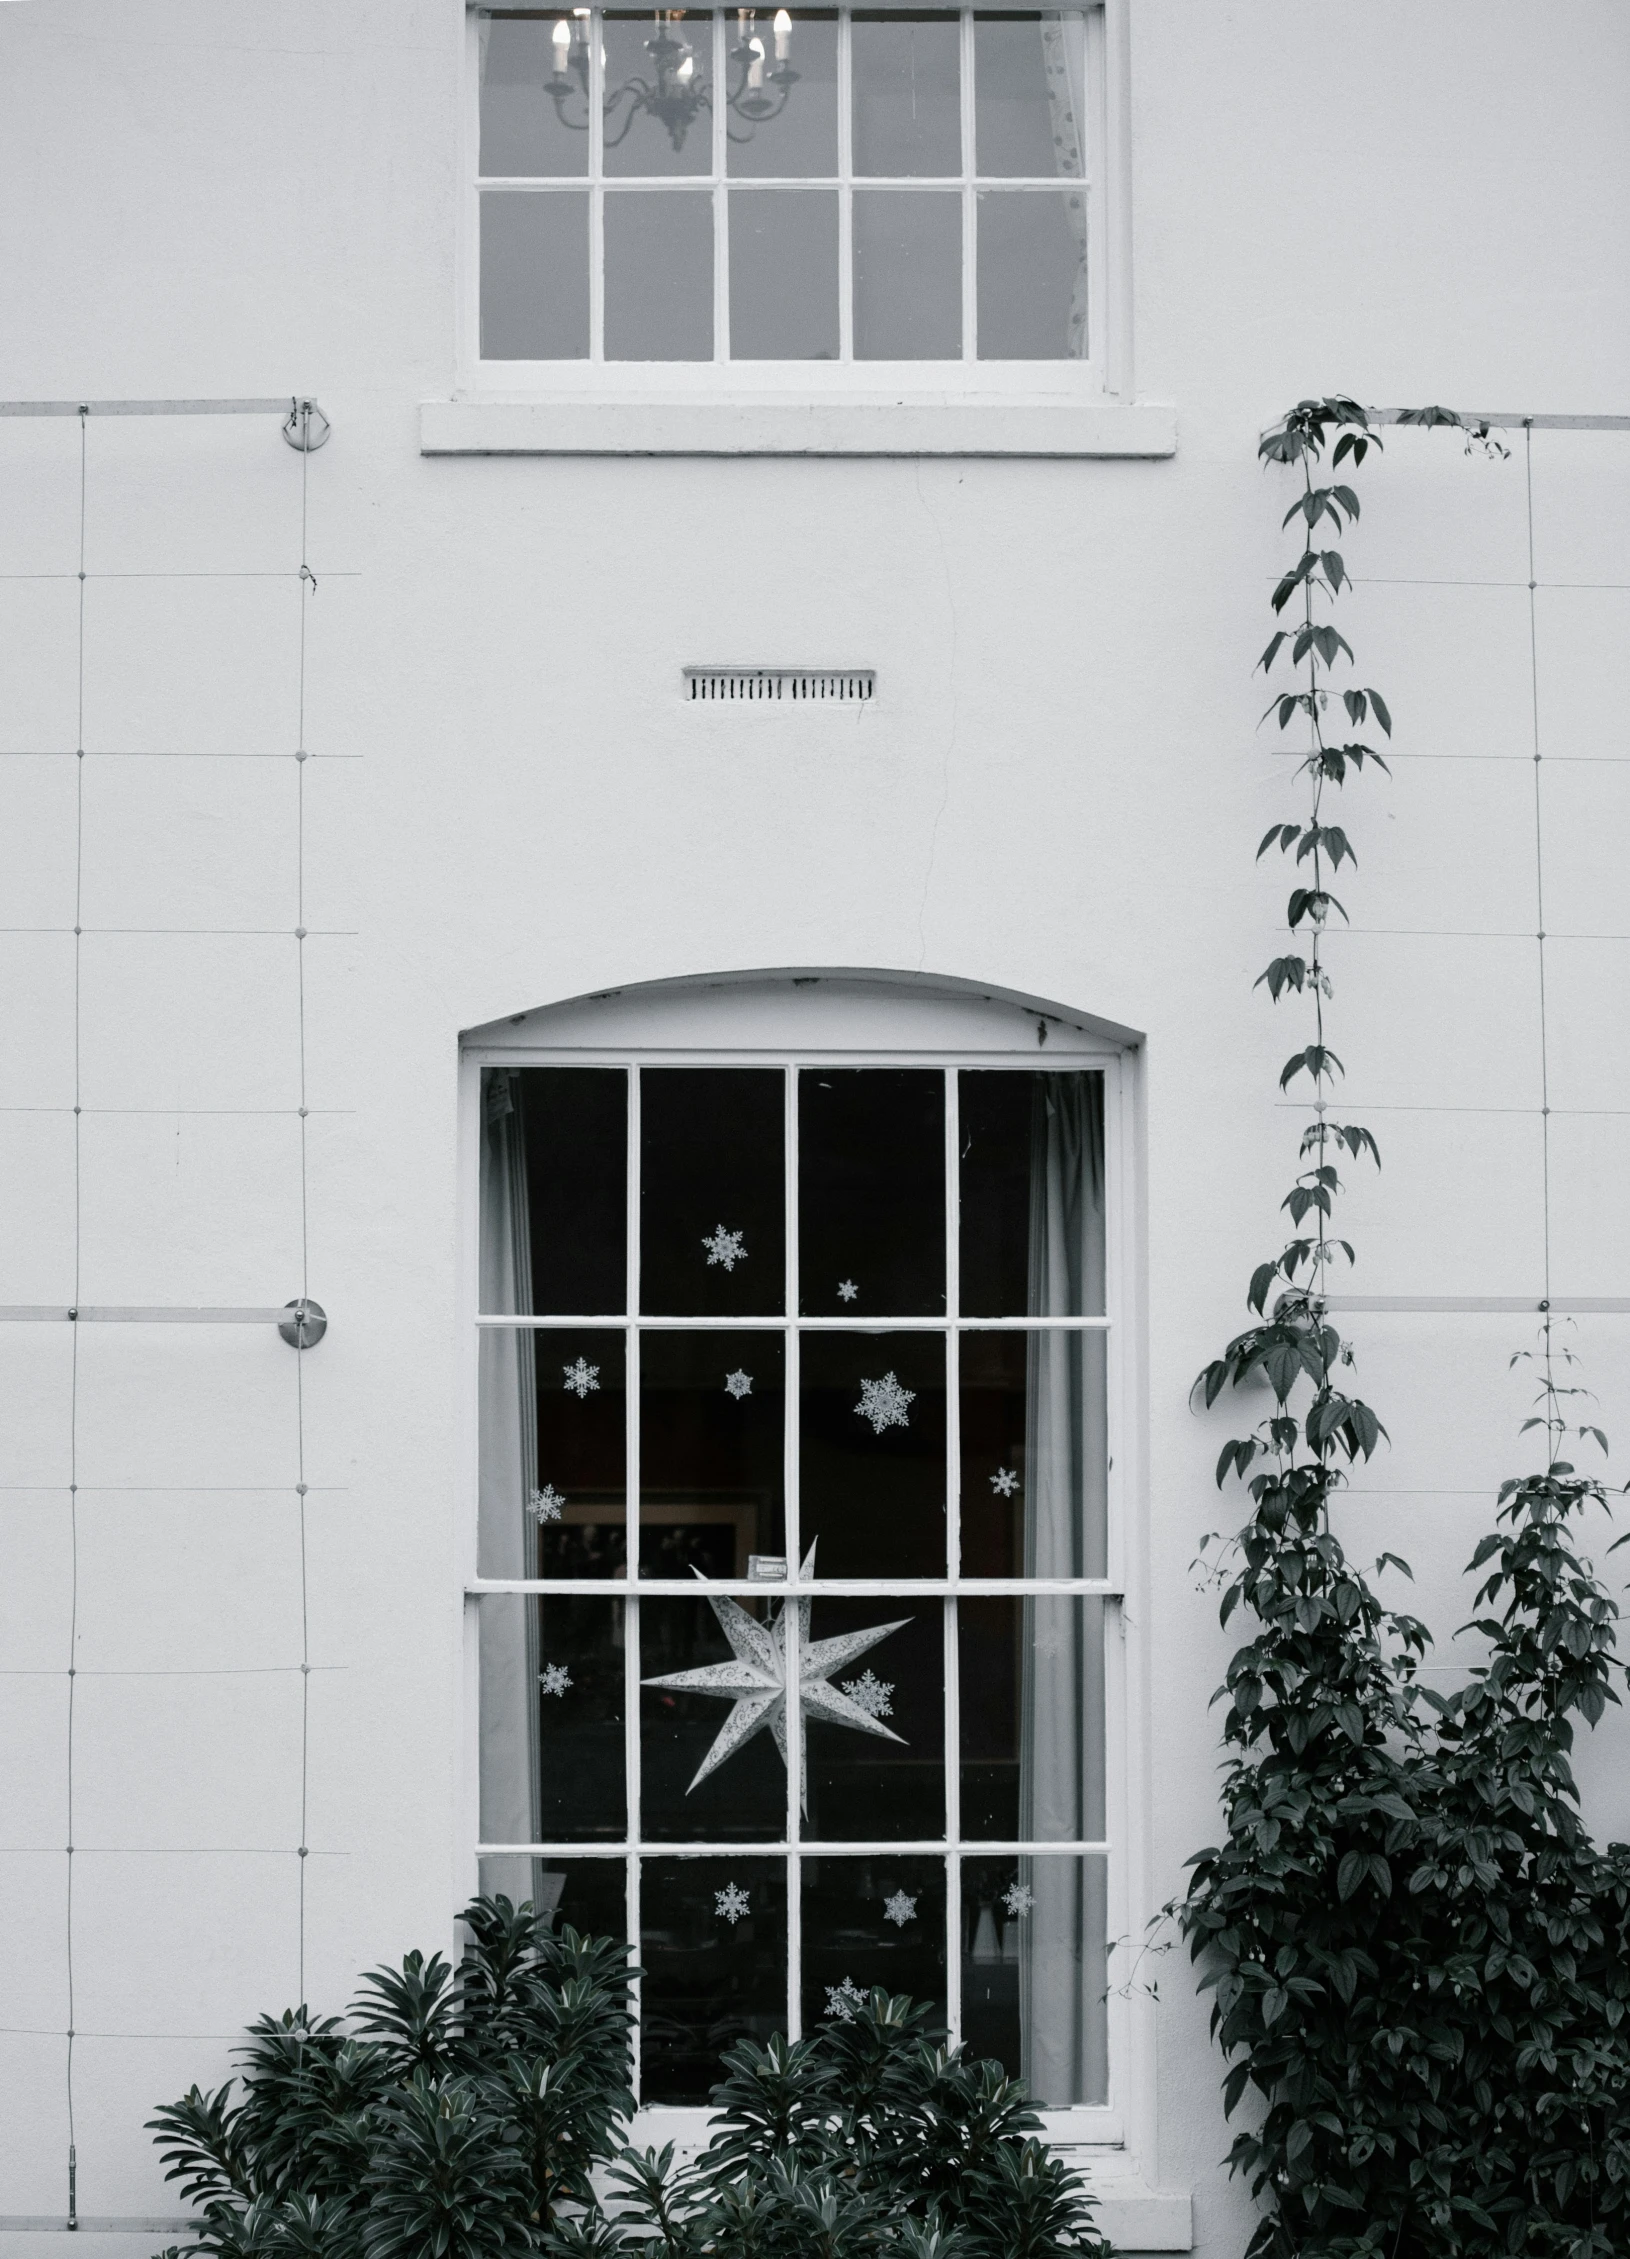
[539,1664,573,1698]
[1003,1882,1034,1918]
[724,1368,753,1400]
[562,1358,600,1399]
[528,1484,566,1524]
[855,1371,915,1435]
[883,1890,917,1928]
[702,1225,748,1272]
[837,1279,858,1302]
[841,1669,894,1719]
[715,1882,751,1925]
[825,1976,868,2021]
[989,1467,1021,1498]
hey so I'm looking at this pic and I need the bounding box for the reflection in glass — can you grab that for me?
[603,13,714,175]
[480,15,590,175]
[972,12,1086,177]
[605,193,715,359]
[958,1329,1106,1578]
[476,1854,628,1945]
[729,191,840,358]
[642,1596,788,1840]
[479,1596,626,1844]
[641,1857,787,2100]
[802,1856,946,2033]
[488,1067,626,1315]
[957,1596,1104,1840]
[804,1600,942,1842]
[641,1068,785,1315]
[852,14,961,175]
[799,1069,944,1314]
[480,192,591,360]
[729,11,838,175]
[960,1854,1106,2104]
[800,1331,947,1576]
[852,191,961,358]
[639,1330,785,1575]
[977,190,1087,359]
[959,1071,1104,1317]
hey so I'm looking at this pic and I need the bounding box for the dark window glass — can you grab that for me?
[959,1853,1107,2104]
[958,1070,1103,1316]
[476,1855,627,1941]
[957,1328,1106,1578]
[956,1596,1104,1840]
[479,1595,627,1842]
[641,1595,789,1840]
[799,1069,944,1314]
[533,1330,629,1579]
[639,1329,786,1576]
[804,1599,943,1842]
[641,1068,785,1314]
[800,1330,947,1576]
[801,1856,947,2033]
[641,1857,787,2101]
[512,1068,627,1314]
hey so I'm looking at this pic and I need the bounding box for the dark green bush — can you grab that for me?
[149,1900,1109,2259]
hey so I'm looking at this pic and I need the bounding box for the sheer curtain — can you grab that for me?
[478,1070,540,1902]
[1040,12,1090,359]
[1019,1073,1108,2104]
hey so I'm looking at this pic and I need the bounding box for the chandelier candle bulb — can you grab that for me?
[748,37,764,89]
[773,8,790,60]
[552,17,571,66]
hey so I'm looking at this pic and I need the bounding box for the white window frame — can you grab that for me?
[458,975,1149,2162]
[457,0,1133,407]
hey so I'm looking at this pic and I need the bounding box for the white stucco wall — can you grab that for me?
[0,2,1627,2252]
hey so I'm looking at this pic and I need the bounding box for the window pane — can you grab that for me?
[727,11,838,177]
[804,1599,943,1841]
[479,1595,627,1842]
[641,1594,790,1840]
[960,1854,1107,2103]
[604,12,713,175]
[640,1068,785,1314]
[478,1328,627,1580]
[958,1329,1106,1578]
[728,191,839,359]
[484,1068,625,1316]
[957,1596,1105,1840]
[800,1330,947,1576]
[639,1329,786,1576]
[604,192,715,358]
[958,1070,1104,1316]
[852,14,961,176]
[976,188,1087,358]
[479,14,589,176]
[973,12,1086,178]
[640,1856,787,2101]
[476,1854,627,1943]
[802,1856,946,2031]
[480,191,590,359]
[799,1070,944,1314]
[852,191,961,358]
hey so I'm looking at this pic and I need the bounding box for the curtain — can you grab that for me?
[1039,11,1090,360]
[478,1069,541,1903]
[1018,1073,1109,2104]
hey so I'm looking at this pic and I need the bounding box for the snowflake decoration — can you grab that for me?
[562,1358,600,1399]
[715,1882,751,1925]
[1003,1882,1034,1918]
[825,1976,868,2021]
[841,1669,894,1720]
[855,1371,915,1435]
[883,1890,917,1928]
[528,1484,565,1524]
[702,1225,748,1272]
[539,1663,573,1698]
[724,1368,753,1400]
[837,1279,858,1302]
[989,1467,1021,1498]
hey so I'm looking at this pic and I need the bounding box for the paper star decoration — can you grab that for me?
[715,1882,751,1925]
[825,1976,868,2021]
[528,1484,565,1523]
[989,1467,1021,1498]
[1003,1882,1035,1917]
[640,1543,909,1810]
[702,1225,748,1271]
[841,1669,894,1720]
[724,1368,753,1399]
[562,1358,600,1398]
[855,1371,915,1434]
[837,1279,858,1301]
[539,1664,573,1697]
[883,1890,917,1928]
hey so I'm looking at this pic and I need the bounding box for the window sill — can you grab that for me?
[419,394,1176,458]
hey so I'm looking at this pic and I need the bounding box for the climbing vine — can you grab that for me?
[1180,398,1630,2258]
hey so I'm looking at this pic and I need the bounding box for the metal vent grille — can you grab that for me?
[685,666,875,703]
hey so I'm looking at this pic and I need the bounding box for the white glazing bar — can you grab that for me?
[627,1065,641,1581]
[959,8,976,361]
[944,1069,960,1575]
[713,11,729,358]
[589,9,606,359]
[623,1056,642,2090]
[479,1836,1114,1856]
[943,1598,961,2046]
[836,10,853,362]
[628,1842,643,2098]
[784,1066,802,2038]
[478,1312,1113,1329]
[472,1575,1121,1596]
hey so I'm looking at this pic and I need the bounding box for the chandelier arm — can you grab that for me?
[545,83,593,133]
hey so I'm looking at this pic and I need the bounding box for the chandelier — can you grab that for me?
[547,8,799,154]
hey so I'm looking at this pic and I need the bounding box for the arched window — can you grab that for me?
[463,972,1133,2142]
